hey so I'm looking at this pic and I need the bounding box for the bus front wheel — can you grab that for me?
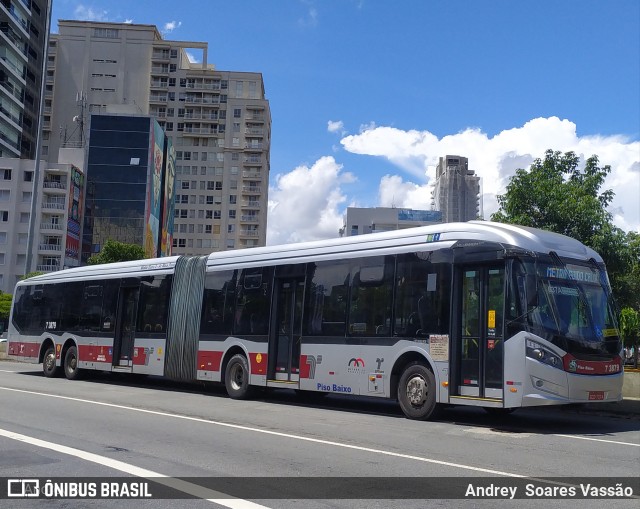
[225,354,255,400]
[42,346,59,378]
[397,362,438,420]
[63,346,83,380]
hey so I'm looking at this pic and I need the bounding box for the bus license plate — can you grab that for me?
[588,391,605,401]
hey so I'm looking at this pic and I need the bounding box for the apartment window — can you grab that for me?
[22,191,31,202]
[181,181,189,190]
[226,240,235,249]
[169,78,176,87]
[166,122,173,131]
[0,232,6,244]
[235,81,243,97]
[230,180,237,190]
[197,225,204,234]
[229,210,236,219]
[229,195,237,204]
[205,225,212,234]
[206,196,214,205]
[214,210,221,219]
[0,253,4,265]
[94,28,119,38]
[0,190,8,201]
[170,64,177,72]
[24,171,33,181]
[249,81,257,99]
[231,153,239,161]
[213,225,221,234]
[233,108,241,118]
[1,211,8,222]
[170,49,178,58]
[18,233,27,244]
[2,169,11,180]
[206,210,213,219]
[215,182,223,191]
[232,138,239,147]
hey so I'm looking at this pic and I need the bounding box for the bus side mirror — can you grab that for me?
[525,274,538,307]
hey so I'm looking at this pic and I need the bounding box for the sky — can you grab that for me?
[50,0,640,245]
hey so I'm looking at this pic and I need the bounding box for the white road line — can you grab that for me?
[0,369,18,373]
[0,428,269,509]
[554,434,640,447]
[0,386,528,478]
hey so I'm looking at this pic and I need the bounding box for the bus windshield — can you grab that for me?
[512,257,621,358]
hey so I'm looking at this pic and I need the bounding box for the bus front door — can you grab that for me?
[268,279,304,383]
[113,286,139,368]
[456,266,504,400]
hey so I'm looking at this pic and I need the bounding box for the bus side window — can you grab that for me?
[200,270,236,336]
[304,261,350,337]
[348,256,393,337]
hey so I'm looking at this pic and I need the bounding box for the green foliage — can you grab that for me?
[491,150,638,309]
[620,307,639,347]
[0,293,11,322]
[87,240,146,265]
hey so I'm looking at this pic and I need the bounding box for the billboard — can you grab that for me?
[160,137,176,257]
[65,166,84,262]
[145,120,165,258]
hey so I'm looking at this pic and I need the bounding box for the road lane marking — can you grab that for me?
[554,434,640,447]
[0,427,270,509]
[0,369,18,373]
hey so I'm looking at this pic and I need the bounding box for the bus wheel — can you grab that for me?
[397,362,438,420]
[63,346,83,380]
[225,354,254,400]
[42,346,59,378]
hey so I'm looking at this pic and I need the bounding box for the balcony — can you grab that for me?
[241,200,260,209]
[245,113,265,122]
[239,229,259,237]
[39,243,62,252]
[242,186,261,194]
[240,215,259,223]
[151,66,169,74]
[42,200,65,210]
[245,143,263,150]
[245,127,264,136]
[150,80,168,89]
[242,170,261,179]
[36,264,61,273]
[43,180,66,191]
[40,222,63,231]
[149,94,168,103]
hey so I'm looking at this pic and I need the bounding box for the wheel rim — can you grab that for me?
[44,352,55,372]
[406,375,427,406]
[230,363,244,391]
[67,352,77,373]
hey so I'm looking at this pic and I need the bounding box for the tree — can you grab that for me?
[619,307,639,368]
[20,271,44,280]
[491,149,634,306]
[0,293,11,329]
[87,240,146,265]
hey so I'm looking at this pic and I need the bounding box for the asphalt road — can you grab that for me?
[0,360,638,509]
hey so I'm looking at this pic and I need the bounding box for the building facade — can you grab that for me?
[43,20,271,256]
[0,0,50,159]
[431,155,480,223]
[340,207,443,237]
[0,154,83,293]
[82,114,175,263]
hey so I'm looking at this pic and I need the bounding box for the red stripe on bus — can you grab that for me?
[196,350,223,372]
[299,355,310,378]
[249,352,267,375]
[7,341,39,358]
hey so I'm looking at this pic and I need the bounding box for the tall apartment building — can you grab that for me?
[431,155,480,223]
[0,0,50,158]
[42,20,271,256]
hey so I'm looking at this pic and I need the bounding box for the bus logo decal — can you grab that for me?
[349,358,365,368]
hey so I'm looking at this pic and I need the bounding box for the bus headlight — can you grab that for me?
[526,340,563,369]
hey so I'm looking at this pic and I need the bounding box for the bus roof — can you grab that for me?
[16,221,602,287]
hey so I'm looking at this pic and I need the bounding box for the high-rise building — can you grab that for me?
[431,155,480,223]
[82,114,176,263]
[0,0,51,158]
[43,20,271,255]
[340,207,442,237]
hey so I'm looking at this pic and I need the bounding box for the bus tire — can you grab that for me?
[397,361,438,420]
[225,354,254,400]
[63,346,83,380]
[42,346,59,378]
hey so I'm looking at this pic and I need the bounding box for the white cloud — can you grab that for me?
[124,19,133,24]
[163,21,182,34]
[327,120,345,134]
[74,5,109,21]
[340,117,640,232]
[378,175,433,210]
[267,156,355,245]
[186,51,200,63]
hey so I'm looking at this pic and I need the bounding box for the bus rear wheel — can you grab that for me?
[42,346,59,378]
[397,362,438,420]
[63,346,83,380]
[225,354,255,400]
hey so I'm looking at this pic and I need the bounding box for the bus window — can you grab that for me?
[100,279,120,332]
[348,256,394,337]
[234,267,273,335]
[395,253,451,337]
[304,260,350,337]
[136,276,172,334]
[201,270,236,335]
[79,284,103,332]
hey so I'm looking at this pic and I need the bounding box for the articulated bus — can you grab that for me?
[8,221,623,420]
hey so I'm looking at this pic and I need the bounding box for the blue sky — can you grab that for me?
[51,0,640,244]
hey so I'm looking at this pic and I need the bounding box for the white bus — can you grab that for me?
[8,221,623,420]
